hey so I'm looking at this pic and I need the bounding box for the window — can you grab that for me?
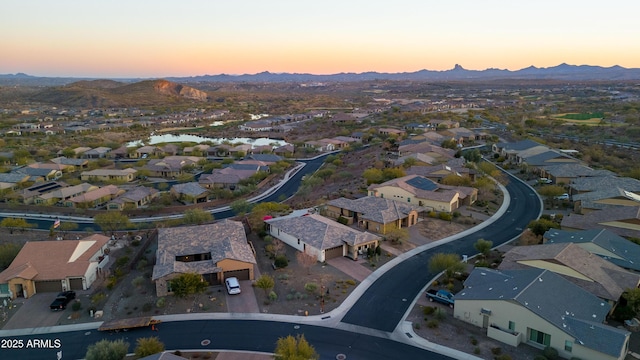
[508,321,515,331]
[297,239,300,245]
[529,329,550,347]
[564,340,572,352]
[407,198,411,203]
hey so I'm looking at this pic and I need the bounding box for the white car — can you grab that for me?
[555,193,570,200]
[225,277,241,295]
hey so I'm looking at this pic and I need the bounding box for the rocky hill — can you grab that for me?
[23,79,209,107]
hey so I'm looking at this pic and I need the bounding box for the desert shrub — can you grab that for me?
[142,303,152,312]
[137,258,148,271]
[156,297,166,308]
[433,307,446,320]
[269,291,278,302]
[132,275,145,287]
[131,239,141,247]
[115,256,130,268]
[470,336,478,345]
[543,346,559,360]
[474,347,481,354]
[427,211,437,218]
[426,319,439,328]
[277,273,290,280]
[438,212,453,221]
[286,293,294,301]
[91,293,106,305]
[304,282,318,293]
[72,301,82,311]
[495,355,512,360]
[274,255,288,268]
[294,292,304,300]
[337,216,349,225]
[422,306,435,315]
[452,211,461,218]
[345,279,356,286]
[491,347,502,355]
[413,322,420,329]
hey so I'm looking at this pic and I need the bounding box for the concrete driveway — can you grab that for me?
[226,280,260,313]
[3,293,65,330]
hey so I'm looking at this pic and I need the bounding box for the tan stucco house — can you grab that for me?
[152,220,256,297]
[454,268,630,360]
[0,234,110,299]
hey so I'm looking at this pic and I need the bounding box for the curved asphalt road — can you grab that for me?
[341,170,542,331]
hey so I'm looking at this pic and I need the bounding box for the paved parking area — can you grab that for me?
[326,257,372,282]
[226,280,260,313]
[3,293,65,329]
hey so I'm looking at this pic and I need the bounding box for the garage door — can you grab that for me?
[325,245,344,260]
[223,269,250,281]
[69,278,84,290]
[35,280,62,293]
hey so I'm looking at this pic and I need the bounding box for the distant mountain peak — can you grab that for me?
[452,64,466,71]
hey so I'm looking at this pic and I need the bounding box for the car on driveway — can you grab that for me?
[555,193,570,200]
[225,277,241,295]
[49,291,76,311]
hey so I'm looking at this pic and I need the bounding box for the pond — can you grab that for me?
[127,134,289,148]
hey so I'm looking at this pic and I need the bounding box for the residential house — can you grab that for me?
[81,168,137,182]
[378,127,406,137]
[0,173,29,190]
[34,183,98,205]
[442,127,476,145]
[397,142,456,162]
[63,185,124,208]
[368,174,477,212]
[160,144,179,156]
[108,146,130,159]
[170,182,209,204]
[561,206,640,238]
[107,186,159,210]
[265,212,381,262]
[304,140,335,152]
[136,145,161,158]
[519,150,580,169]
[229,144,252,157]
[182,144,209,156]
[143,156,203,178]
[27,162,73,174]
[429,119,459,129]
[406,163,476,183]
[152,221,256,297]
[0,234,110,298]
[0,151,15,165]
[13,166,62,182]
[454,268,630,360]
[247,154,283,164]
[82,147,112,159]
[541,163,615,186]
[324,196,422,235]
[492,140,548,163]
[498,243,640,306]
[273,144,295,157]
[544,228,640,272]
[49,156,89,170]
[16,181,67,204]
[569,176,640,213]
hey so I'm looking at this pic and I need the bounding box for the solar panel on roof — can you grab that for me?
[406,176,437,191]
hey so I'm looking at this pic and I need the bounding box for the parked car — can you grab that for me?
[49,291,76,311]
[539,178,553,184]
[426,289,455,308]
[555,193,570,200]
[225,277,241,295]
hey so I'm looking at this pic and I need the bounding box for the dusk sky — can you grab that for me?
[2,1,639,78]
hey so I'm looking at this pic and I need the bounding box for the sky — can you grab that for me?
[2,0,640,78]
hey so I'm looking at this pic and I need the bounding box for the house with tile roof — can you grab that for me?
[368,174,477,212]
[0,173,30,190]
[498,243,640,306]
[397,142,456,162]
[540,163,615,186]
[82,147,112,159]
[544,228,640,272]
[492,139,548,163]
[63,185,124,208]
[519,150,581,168]
[34,182,98,205]
[13,166,62,182]
[324,196,422,235]
[143,156,203,178]
[454,268,630,360]
[107,186,159,210]
[569,176,640,213]
[170,182,209,204]
[561,206,640,238]
[265,212,381,262]
[0,234,110,299]
[81,168,138,183]
[152,221,256,297]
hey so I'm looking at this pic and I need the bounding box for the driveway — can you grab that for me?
[3,293,65,330]
[327,257,372,282]
[226,280,260,313]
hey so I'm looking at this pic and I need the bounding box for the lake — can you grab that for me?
[127,134,289,148]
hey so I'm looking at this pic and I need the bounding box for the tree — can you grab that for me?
[183,208,213,225]
[85,339,129,360]
[296,250,317,275]
[474,239,493,258]
[537,185,566,200]
[623,288,640,315]
[169,272,208,298]
[134,337,164,358]
[230,199,254,215]
[274,334,319,360]
[0,243,22,270]
[362,168,384,185]
[428,253,466,283]
[246,202,291,231]
[527,218,560,237]
[271,238,285,258]
[0,217,34,234]
[255,274,275,296]
[57,221,79,239]
[94,212,132,235]
[440,174,472,187]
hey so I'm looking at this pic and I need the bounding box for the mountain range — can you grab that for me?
[2,63,640,86]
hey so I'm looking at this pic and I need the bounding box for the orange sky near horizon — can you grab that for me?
[2,1,639,78]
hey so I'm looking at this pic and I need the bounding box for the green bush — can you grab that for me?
[337,216,349,225]
[473,347,481,354]
[438,212,453,221]
[345,279,356,286]
[156,297,166,308]
[612,305,635,321]
[72,301,82,311]
[426,319,439,328]
[274,255,288,268]
[491,347,502,355]
[422,306,435,315]
[91,293,106,305]
[269,291,278,302]
[470,336,478,345]
[434,307,447,320]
